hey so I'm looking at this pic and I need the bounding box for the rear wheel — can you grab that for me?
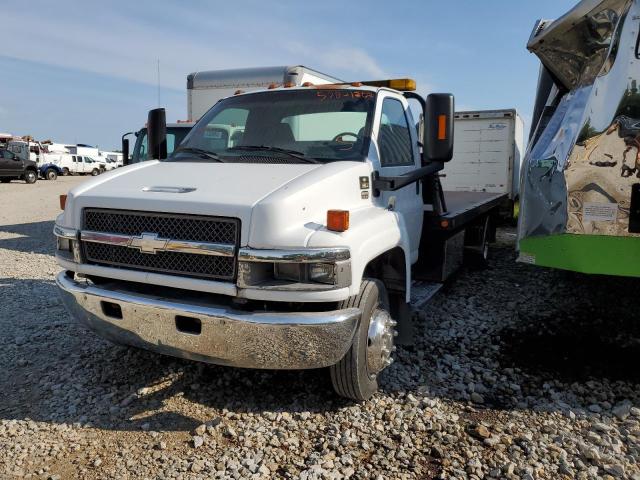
[62,167,69,176]
[330,279,396,401]
[45,169,58,181]
[464,215,490,268]
[24,170,37,184]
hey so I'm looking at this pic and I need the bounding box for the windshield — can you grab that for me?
[131,127,191,163]
[170,89,376,163]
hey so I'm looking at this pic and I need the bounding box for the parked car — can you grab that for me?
[0,149,38,184]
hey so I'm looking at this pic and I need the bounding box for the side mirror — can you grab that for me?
[122,138,130,166]
[424,93,455,163]
[147,108,167,160]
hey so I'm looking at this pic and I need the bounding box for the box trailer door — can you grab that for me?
[441,112,517,197]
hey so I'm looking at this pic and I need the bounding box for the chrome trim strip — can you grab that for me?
[163,239,235,257]
[80,230,235,257]
[238,248,350,263]
[53,224,78,240]
[56,272,360,370]
[142,186,197,193]
[81,230,131,247]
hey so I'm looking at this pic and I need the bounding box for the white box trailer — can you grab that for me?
[441,109,524,217]
[187,65,342,121]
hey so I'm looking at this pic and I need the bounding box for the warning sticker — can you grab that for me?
[518,253,536,265]
[583,202,618,222]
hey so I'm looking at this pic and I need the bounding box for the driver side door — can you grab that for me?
[373,93,424,263]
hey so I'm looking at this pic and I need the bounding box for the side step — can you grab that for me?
[410,281,443,310]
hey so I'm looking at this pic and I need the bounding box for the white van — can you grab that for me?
[57,154,102,176]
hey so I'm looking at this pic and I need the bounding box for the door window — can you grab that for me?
[2,150,15,159]
[378,98,413,167]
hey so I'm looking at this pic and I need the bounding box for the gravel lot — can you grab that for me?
[1,176,639,480]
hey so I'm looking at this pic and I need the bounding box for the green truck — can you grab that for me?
[519,0,640,277]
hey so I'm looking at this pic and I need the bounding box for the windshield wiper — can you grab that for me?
[228,145,319,164]
[172,147,223,162]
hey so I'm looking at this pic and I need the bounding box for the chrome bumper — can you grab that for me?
[55,271,360,370]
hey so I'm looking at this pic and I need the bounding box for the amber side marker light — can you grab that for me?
[438,114,448,141]
[327,210,350,232]
[440,219,450,229]
[59,194,67,210]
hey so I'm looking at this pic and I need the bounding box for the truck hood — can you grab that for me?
[65,160,321,241]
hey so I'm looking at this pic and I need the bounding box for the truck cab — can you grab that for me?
[55,81,502,400]
[0,148,38,184]
[124,123,194,164]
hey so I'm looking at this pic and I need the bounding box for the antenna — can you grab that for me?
[157,58,161,106]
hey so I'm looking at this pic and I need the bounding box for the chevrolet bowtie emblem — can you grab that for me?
[128,233,169,254]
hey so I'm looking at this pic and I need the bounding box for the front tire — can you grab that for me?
[24,170,37,184]
[45,169,58,181]
[91,168,99,176]
[330,279,396,401]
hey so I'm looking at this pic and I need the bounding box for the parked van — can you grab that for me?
[57,154,102,176]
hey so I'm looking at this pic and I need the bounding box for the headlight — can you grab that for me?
[274,262,336,285]
[54,224,80,262]
[238,248,351,291]
[57,237,72,252]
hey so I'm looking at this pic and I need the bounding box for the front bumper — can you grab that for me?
[56,271,360,369]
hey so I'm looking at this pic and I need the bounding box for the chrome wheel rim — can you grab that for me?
[366,308,396,378]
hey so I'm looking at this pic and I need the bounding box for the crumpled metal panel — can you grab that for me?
[519,0,640,241]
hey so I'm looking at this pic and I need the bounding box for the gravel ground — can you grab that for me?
[1,176,639,479]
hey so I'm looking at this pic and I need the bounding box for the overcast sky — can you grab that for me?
[1,0,577,150]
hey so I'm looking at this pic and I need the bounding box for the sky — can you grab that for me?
[1,0,578,150]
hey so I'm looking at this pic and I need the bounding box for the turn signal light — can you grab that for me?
[327,210,349,232]
[59,194,67,210]
[438,115,448,140]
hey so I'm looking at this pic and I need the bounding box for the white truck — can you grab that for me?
[442,110,524,219]
[55,79,505,400]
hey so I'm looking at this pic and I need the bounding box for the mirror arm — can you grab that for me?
[373,162,444,196]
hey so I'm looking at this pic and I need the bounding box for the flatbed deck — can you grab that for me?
[425,191,507,231]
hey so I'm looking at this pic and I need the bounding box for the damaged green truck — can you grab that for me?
[518,0,640,277]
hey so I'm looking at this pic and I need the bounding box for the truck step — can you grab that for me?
[410,281,443,310]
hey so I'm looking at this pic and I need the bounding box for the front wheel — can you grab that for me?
[330,279,396,401]
[91,168,99,176]
[45,169,58,181]
[24,170,37,184]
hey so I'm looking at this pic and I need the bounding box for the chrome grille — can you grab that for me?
[84,243,235,279]
[84,209,237,244]
[82,209,239,281]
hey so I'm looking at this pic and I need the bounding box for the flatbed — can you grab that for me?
[426,191,507,231]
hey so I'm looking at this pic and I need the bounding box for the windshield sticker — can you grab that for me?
[316,90,374,101]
